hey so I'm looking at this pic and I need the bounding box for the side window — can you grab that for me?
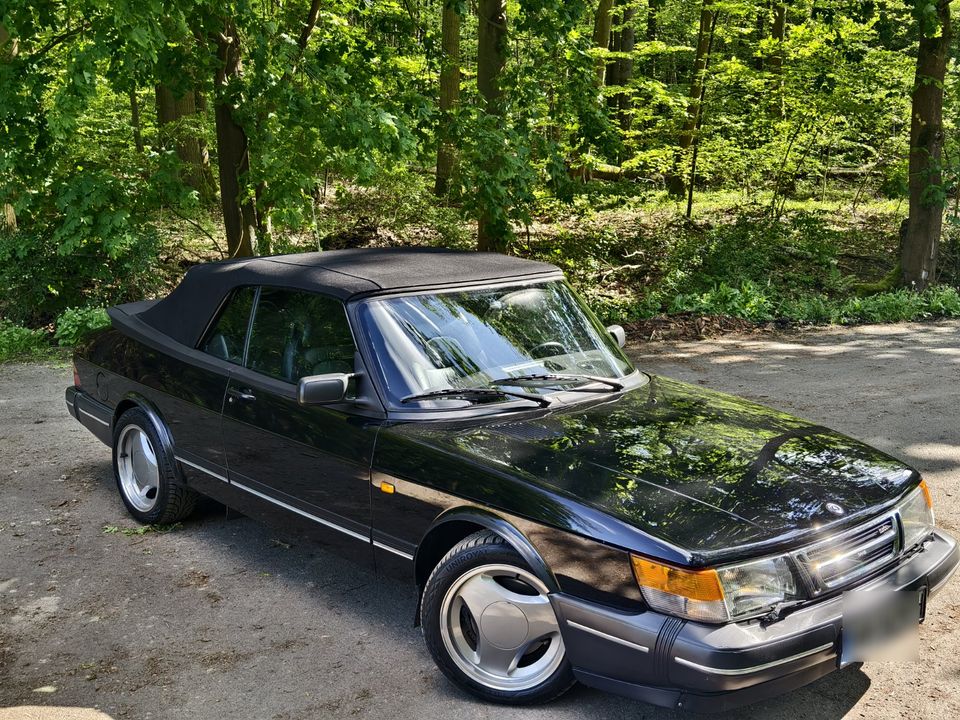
[199,286,255,364]
[246,288,356,382]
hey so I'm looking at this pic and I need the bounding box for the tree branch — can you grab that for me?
[298,0,324,52]
[29,22,90,63]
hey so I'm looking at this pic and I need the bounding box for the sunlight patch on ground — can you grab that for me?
[0,709,114,720]
[901,443,960,462]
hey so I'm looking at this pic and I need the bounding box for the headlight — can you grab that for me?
[717,556,798,620]
[899,480,935,550]
[631,554,799,624]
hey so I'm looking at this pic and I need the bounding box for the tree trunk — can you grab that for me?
[769,3,785,72]
[768,2,786,116]
[606,2,635,132]
[0,22,19,58]
[593,0,615,84]
[646,0,661,80]
[476,0,508,252]
[156,84,210,192]
[194,90,214,195]
[129,88,145,153]
[214,22,255,258]
[901,0,951,290]
[667,0,716,197]
[298,0,324,51]
[435,2,461,196]
[2,23,19,230]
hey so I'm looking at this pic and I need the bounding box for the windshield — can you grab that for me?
[357,281,635,408]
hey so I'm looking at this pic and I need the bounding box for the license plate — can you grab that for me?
[840,588,925,665]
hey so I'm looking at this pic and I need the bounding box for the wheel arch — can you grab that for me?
[414,507,559,594]
[112,393,176,465]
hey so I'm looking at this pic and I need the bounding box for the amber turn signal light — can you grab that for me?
[630,555,725,602]
[919,479,933,508]
[379,481,395,495]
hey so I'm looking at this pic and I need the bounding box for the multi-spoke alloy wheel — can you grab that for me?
[112,408,197,524]
[422,531,575,704]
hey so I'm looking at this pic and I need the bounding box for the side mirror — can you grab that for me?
[298,373,351,405]
[607,324,626,349]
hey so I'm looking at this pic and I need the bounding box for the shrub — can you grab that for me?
[0,224,164,327]
[0,320,48,362]
[54,307,111,346]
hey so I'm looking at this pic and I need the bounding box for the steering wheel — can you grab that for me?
[529,341,567,359]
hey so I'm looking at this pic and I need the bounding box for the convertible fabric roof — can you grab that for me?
[121,248,561,348]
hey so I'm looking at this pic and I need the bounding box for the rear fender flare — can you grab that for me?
[113,393,177,467]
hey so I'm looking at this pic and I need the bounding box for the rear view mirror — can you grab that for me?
[607,324,626,349]
[298,373,351,405]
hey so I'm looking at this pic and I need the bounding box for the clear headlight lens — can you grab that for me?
[900,480,935,550]
[631,554,799,624]
[717,556,798,620]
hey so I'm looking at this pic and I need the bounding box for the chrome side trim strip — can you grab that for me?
[79,407,109,426]
[674,642,835,676]
[65,398,75,407]
[175,455,230,483]
[566,620,650,653]
[373,540,414,560]
[230,479,369,543]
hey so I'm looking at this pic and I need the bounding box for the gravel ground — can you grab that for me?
[2,320,959,720]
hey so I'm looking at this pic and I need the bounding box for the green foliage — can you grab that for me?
[0,224,164,327]
[270,167,474,253]
[655,284,960,326]
[54,306,110,346]
[1,0,956,344]
[0,320,48,363]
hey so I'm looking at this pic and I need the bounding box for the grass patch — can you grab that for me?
[102,523,183,536]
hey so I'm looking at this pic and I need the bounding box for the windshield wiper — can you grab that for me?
[401,387,552,408]
[488,373,624,392]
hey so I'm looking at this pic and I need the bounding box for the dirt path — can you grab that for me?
[2,321,959,719]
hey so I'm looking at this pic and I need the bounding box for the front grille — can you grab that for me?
[797,513,901,591]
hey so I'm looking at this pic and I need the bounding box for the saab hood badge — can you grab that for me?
[825,502,845,516]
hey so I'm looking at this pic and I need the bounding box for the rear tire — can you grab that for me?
[112,408,197,524]
[421,531,575,705]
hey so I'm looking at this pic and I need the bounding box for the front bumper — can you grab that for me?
[551,529,959,713]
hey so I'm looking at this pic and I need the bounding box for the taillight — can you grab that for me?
[73,362,81,388]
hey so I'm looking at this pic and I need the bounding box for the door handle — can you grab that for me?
[226,387,257,404]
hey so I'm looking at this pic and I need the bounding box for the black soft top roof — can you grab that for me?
[115,248,561,349]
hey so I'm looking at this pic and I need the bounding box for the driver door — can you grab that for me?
[220,287,376,563]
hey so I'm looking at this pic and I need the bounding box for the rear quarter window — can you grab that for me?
[198,286,256,364]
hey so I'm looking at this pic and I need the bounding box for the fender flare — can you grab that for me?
[113,393,177,467]
[415,506,559,593]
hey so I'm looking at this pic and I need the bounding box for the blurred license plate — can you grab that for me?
[840,588,925,665]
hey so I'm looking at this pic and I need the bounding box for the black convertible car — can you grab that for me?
[66,248,958,711]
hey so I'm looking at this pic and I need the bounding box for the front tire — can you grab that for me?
[112,408,197,524]
[421,531,575,704]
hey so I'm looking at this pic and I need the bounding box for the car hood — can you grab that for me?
[403,375,917,558]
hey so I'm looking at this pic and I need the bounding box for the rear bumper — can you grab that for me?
[551,529,959,713]
[65,386,113,445]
